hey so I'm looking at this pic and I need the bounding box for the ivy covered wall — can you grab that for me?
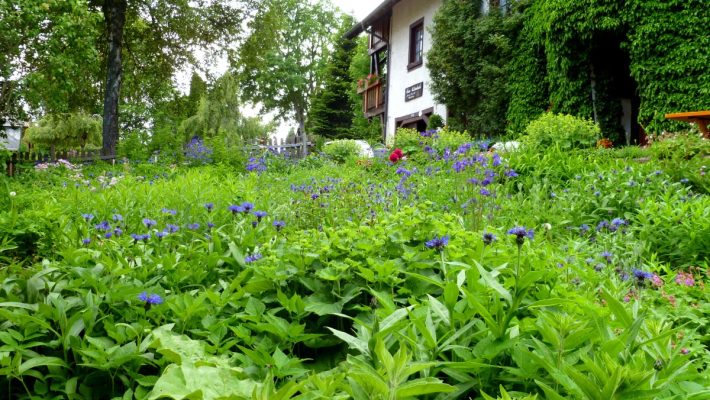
[430,0,710,141]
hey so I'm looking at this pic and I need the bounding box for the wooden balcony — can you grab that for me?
[358,79,385,118]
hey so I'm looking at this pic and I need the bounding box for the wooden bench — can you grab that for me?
[665,111,710,139]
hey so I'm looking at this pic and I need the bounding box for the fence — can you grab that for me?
[4,136,315,176]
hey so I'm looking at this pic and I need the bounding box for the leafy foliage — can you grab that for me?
[308,16,358,140]
[23,112,102,151]
[523,113,601,150]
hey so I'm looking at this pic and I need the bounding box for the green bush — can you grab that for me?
[432,127,471,152]
[393,128,426,154]
[523,113,600,150]
[648,132,710,161]
[118,130,150,161]
[322,140,361,164]
[427,114,445,130]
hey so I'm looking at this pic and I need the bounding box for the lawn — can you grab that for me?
[1,132,709,399]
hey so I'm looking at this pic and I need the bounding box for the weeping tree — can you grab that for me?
[23,113,102,157]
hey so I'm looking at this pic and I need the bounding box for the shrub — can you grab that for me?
[393,128,427,155]
[523,113,600,150]
[648,132,710,161]
[118,130,150,161]
[322,140,361,164]
[427,114,445,130]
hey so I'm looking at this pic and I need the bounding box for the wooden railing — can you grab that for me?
[359,79,385,117]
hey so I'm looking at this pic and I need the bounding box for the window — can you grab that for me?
[408,18,424,70]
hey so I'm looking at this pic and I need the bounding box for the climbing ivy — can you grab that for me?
[430,0,710,141]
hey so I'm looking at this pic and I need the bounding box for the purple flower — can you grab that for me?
[204,203,214,212]
[104,232,113,239]
[94,221,111,231]
[166,224,179,233]
[425,235,450,250]
[207,222,215,229]
[601,251,613,263]
[311,193,320,200]
[240,202,254,213]
[482,232,497,245]
[245,253,262,263]
[507,226,534,244]
[82,238,91,245]
[81,213,94,222]
[112,214,123,222]
[632,269,653,282]
[161,208,177,216]
[142,218,157,228]
[480,188,491,196]
[253,211,268,221]
[228,205,245,214]
[156,231,168,239]
[505,169,518,178]
[187,223,200,230]
[273,220,286,231]
[114,227,123,236]
[138,292,163,305]
[579,224,591,234]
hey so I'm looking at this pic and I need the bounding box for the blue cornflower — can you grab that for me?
[632,269,653,282]
[156,231,168,239]
[114,227,123,236]
[82,238,91,245]
[82,213,94,222]
[507,226,534,246]
[228,205,245,214]
[425,235,450,250]
[594,191,601,197]
[161,208,177,216]
[204,203,214,212]
[241,202,254,213]
[480,188,491,196]
[187,223,200,230]
[273,220,286,231]
[482,232,497,245]
[611,218,627,228]
[112,214,123,222]
[94,221,111,231]
[142,218,157,228]
[311,193,320,200]
[166,224,179,233]
[597,220,610,231]
[579,224,591,234]
[505,169,518,178]
[601,251,613,263]
[207,222,215,229]
[492,153,502,167]
[253,211,268,221]
[138,292,163,305]
[245,253,263,263]
[104,232,113,239]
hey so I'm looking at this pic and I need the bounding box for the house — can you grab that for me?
[346,0,446,144]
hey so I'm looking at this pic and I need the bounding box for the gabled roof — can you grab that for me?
[344,0,401,39]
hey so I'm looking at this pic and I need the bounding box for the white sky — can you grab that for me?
[334,0,382,20]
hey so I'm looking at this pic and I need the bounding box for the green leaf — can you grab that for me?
[396,378,455,397]
[327,328,368,355]
[18,356,68,374]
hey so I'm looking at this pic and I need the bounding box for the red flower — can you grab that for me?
[389,148,404,162]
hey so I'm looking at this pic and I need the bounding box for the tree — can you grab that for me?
[179,74,272,144]
[23,112,102,157]
[92,0,246,156]
[348,36,384,142]
[236,0,337,155]
[307,15,358,140]
[428,0,514,136]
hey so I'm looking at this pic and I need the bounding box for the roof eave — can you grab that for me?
[344,0,401,39]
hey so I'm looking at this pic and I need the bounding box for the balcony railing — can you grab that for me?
[358,79,385,117]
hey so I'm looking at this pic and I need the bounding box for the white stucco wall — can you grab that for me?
[386,0,446,144]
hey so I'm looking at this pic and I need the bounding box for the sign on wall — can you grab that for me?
[405,82,423,102]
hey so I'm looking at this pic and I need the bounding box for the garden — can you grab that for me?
[1,117,709,399]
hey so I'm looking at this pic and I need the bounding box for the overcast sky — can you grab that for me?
[334,0,381,20]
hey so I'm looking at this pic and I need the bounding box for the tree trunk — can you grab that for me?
[296,108,308,157]
[101,0,127,157]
